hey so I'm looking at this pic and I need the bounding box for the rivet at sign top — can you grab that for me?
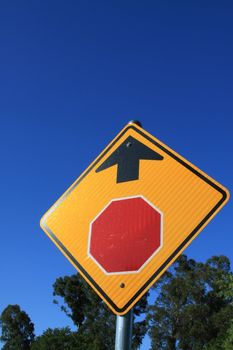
[120,283,125,288]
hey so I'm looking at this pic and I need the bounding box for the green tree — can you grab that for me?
[0,304,35,350]
[53,273,148,349]
[147,255,233,350]
[31,327,84,350]
[205,271,233,350]
[223,321,233,350]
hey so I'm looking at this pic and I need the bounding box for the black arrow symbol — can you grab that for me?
[96,136,163,183]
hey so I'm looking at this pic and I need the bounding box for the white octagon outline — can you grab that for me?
[88,195,163,275]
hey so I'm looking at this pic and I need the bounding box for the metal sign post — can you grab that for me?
[115,309,133,350]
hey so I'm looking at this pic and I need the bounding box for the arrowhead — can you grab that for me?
[96,136,163,183]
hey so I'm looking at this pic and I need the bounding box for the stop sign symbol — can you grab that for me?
[88,196,163,274]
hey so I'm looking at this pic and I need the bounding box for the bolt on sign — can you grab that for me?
[40,122,229,315]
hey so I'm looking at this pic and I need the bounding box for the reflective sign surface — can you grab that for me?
[40,122,229,315]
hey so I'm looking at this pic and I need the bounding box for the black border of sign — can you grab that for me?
[42,125,228,313]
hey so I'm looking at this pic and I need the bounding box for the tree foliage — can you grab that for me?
[0,304,35,350]
[147,255,233,350]
[31,327,85,350]
[223,321,233,350]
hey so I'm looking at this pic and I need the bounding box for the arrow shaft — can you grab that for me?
[117,159,139,183]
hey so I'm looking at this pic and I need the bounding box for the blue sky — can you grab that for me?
[0,1,232,349]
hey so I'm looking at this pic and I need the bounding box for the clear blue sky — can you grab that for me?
[0,1,232,349]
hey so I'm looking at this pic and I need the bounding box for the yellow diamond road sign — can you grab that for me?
[40,122,229,315]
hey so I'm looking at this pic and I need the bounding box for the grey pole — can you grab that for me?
[115,309,133,350]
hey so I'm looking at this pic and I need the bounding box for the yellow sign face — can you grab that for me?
[40,122,229,315]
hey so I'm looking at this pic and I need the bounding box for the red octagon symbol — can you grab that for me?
[88,196,163,274]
